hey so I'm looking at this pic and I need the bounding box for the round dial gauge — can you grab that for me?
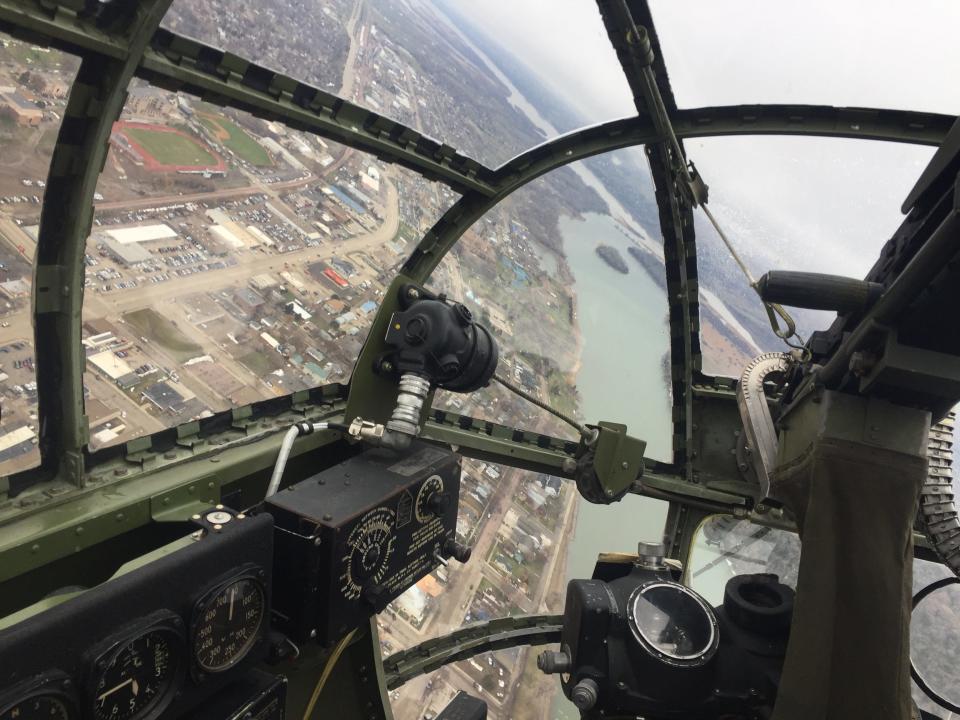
[193,576,265,673]
[415,475,444,523]
[627,582,718,667]
[89,626,181,720]
[1,694,74,720]
[341,507,396,600]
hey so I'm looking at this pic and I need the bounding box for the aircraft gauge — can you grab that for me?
[0,674,78,720]
[87,618,183,720]
[0,694,74,720]
[192,574,265,673]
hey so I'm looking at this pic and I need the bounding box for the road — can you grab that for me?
[339,0,367,101]
[93,173,317,213]
[89,179,398,316]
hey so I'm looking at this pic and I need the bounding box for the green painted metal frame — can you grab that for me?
[0,0,956,709]
[31,0,176,485]
[0,0,952,544]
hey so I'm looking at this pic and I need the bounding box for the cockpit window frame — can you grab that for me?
[0,0,954,499]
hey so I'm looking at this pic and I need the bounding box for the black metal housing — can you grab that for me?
[555,559,794,719]
[265,443,461,644]
[0,512,274,718]
[382,286,499,393]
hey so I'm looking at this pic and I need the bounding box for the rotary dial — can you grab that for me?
[341,507,396,600]
[415,475,445,524]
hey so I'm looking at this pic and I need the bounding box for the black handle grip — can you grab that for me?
[756,271,883,313]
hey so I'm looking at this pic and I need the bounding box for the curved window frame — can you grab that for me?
[1,1,951,501]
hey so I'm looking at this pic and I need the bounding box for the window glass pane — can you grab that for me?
[687,515,800,606]
[687,136,934,376]
[385,150,671,718]
[162,0,635,168]
[84,81,457,449]
[0,36,79,474]
[650,0,960,115]
[428,150,672,460]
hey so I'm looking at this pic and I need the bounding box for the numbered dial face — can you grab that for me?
[90,628,180,720]
[415,475,444,523]
[341,507,396,600]
[1,694,74,720]
[193,577,265,672]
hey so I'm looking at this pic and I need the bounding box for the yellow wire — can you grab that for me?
[302,629,357,720]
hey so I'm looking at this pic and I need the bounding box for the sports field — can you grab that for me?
[199,114,273,167]
[123,127,219,167]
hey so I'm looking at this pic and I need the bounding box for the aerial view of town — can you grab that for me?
[4,1,952,719]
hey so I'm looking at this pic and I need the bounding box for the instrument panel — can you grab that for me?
[0,511,275,720]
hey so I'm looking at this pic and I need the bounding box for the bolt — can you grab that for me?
[192,514,202,521]
[75,526,83,536]
[382,361,394,373]
[407,287,420,299]
[314,537,322,546]
[115,513,124,522]
[310,629,317,639]
[621,461,629,470]
[237,513,246,520]
[561,458,577,474]
[323,513,333,521]
[605,488,614,497]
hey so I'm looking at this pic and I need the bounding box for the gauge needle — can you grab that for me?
[229,586,236,621]
[97,678,134,702]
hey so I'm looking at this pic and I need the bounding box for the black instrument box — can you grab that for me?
[266,442,461,644]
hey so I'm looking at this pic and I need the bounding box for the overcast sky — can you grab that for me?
[437,0,957,276]
[442,0,960,117]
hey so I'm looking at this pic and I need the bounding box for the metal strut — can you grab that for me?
[615,0,803,351]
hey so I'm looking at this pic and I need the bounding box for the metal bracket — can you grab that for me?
[33,264,66,314]
[576,422,646,504]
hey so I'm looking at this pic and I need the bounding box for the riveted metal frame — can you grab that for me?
[0,0,954,600]
[0,0,950,495]
[0,0,955,682]
[31,0,177,486]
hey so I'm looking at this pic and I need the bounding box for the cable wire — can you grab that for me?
[618,7,806,354]
[266,421,344,498]
[492,374,586,438]
[302,629,356,720]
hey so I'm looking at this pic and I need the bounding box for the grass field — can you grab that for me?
[199,115,272,167]
[238,351,279,376]
[124,309,203,363]
[124,128,218,167]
